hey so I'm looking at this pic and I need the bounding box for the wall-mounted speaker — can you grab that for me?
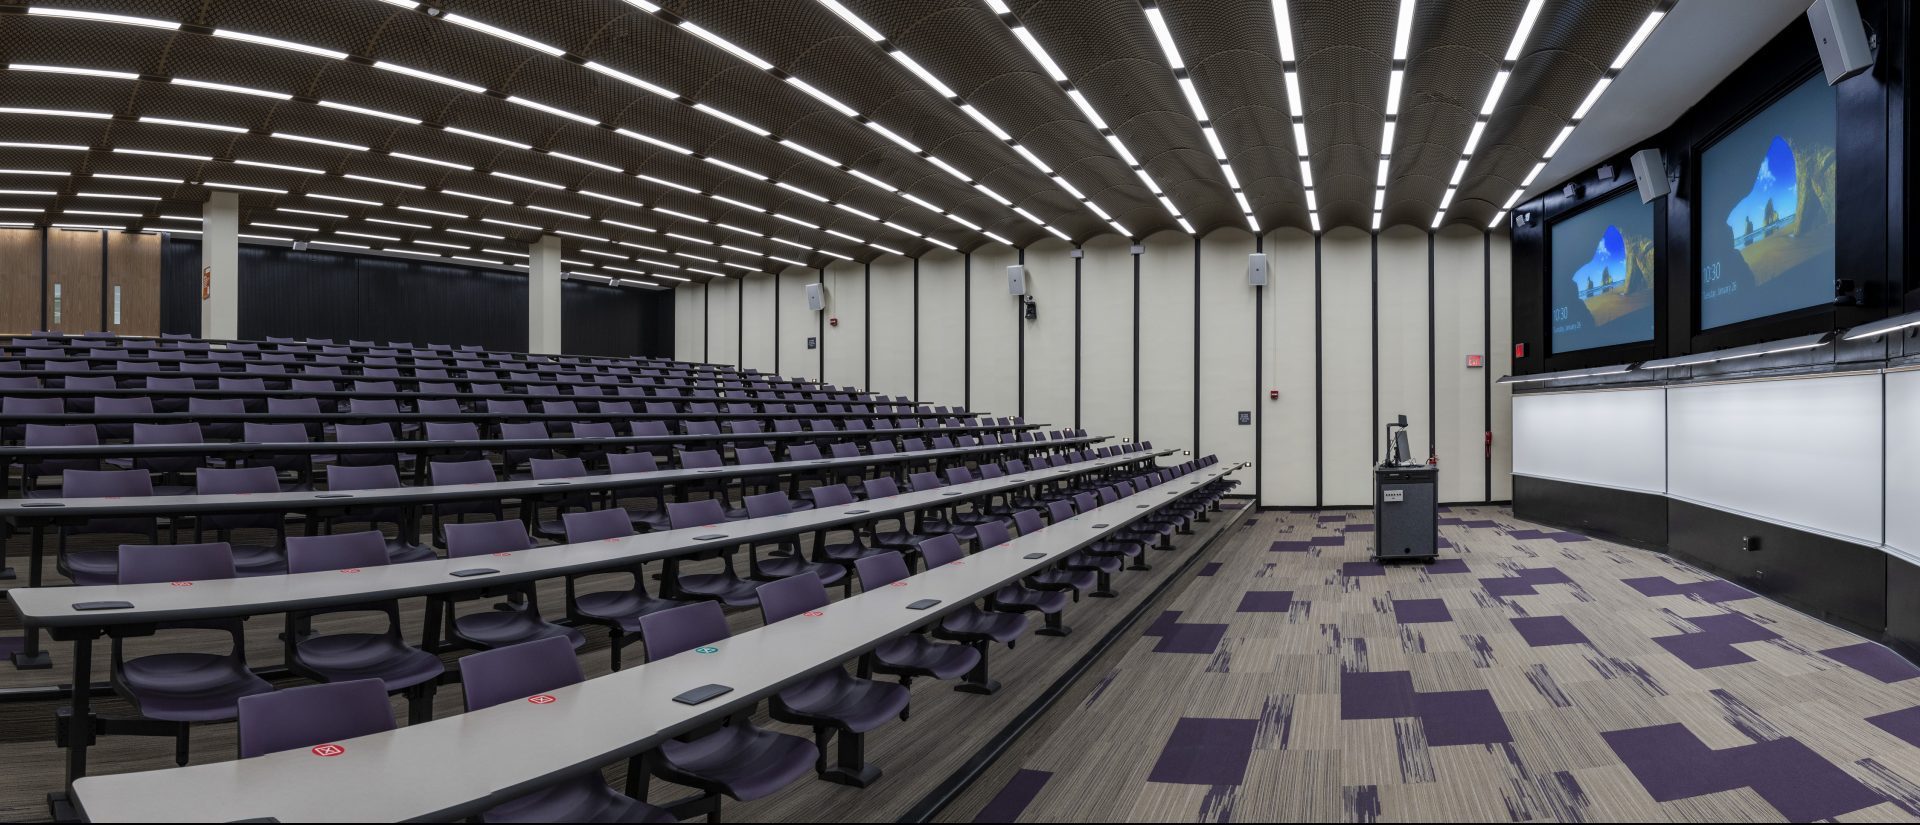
[805,283,825,311]
[1808,0,1872,85]
[1246,253,1269,287]
[1007,264,1027,296]
[1629,148,1670,203]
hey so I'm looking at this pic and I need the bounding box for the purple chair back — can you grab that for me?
[530,457,588,480]
[1047,500,1076,522]
[854,551,910,590]
[425,422,481,441]
[429,459,496,486]
[908,472,942,492]
[444,519,535,558]
[756,573,828,624]
[811,484,855,508]
[638,601,730,660]
[326,463,401,492]
[1012,509,1044,535]
[237,679,395,758]
[287,531,391,573]
[919,534,964,568]
[606,452,659,474]
[667,499,726,529]
[977,520,1011,549]
[788,444,823,461]
[861,477,897,499]
[678,449,722,469]
[461,637,583,712]
[119,542,234,584]
[562,508,633,543]
[743,491,790,518]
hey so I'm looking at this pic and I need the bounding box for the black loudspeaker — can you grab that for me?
[1808,0,1873,85]
[1630,149,1669,203]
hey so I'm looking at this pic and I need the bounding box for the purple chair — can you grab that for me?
[427,459,504,545]
[851,551,983,686]
[636,603,818,812]
[799,484,887,574]
[322,464,435,564]
[331,422,400,468]
[435,520,584,652]
[741,492,849,594]
[458,638,675,822]
[662,499,759,607]
[559,508,688,671]
[283,532,445,721]
[973,521,1071,636]
[606,451,671,532]
[191,466,291,577]
[755,574,910,787]
[918,535,1029,694]
[242,421,317,490]
[1010,508,1100,598]
[528,456,595,538]
[93,395,153,440]
[860,477,929,560]
[497,420,552,478]
[56,469,160,585]
[131,422,206,495]
[19,423,99,497]
[236,678,395,759]
[1044,501,1123,597]
[112,542,273,765]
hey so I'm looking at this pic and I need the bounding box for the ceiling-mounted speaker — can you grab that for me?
[1629,148,1670,203]
[805,283,825,311]
[1246,253,1269,286]
[1007,264,1027,296]
[1808,0,1872,85]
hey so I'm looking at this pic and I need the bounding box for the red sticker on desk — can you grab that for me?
[803,610,824,617]
[889,581,909,587]
[493,552,513,557]
[170,581,192,587]
[339,568,361,574]
[527,694,556,705]
[311,743,346,757]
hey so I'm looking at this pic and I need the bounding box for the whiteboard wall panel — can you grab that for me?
[1513,388,1666,494]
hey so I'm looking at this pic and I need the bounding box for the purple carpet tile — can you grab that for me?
[1244,518,1259,526]
[1392,598,1453,624]
[1412,690,1513,746]
[1478,567,1575,598]
[1824,642,1920,683]
[1437,517,1467,526]
[1622,576,1755,603]
[1198,562,1222,577]
[1603,723,1881,821]
[1456,519,1500,529]
[1868,706,1920,748]
[1341,561,1387,577]
[1436,536,1454,550]
[1317,514,1348,523]
[1143,610,1183,637]
[1651,613,1780,669]
[1147,717,1260,785]
[1155,623,1230,654]
[1310,536,1346,547]
[1506,529,1591,543]
[1340,671,1417,720]
[973,769,1053,822]
[1510,615,1589,647]
[1344,523,1377,533]
[1237,591,1295,613]
[1269,540,1313,553]
[1423,558,1470,574]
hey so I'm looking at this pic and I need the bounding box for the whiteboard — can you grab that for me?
[1513,389,1666,494]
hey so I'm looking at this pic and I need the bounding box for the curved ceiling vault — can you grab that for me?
[0,0,1667,284]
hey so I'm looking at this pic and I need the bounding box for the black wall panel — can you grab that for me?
[158,237,672,356]
[1666,499,1888,637]
[1511,475,1666,550]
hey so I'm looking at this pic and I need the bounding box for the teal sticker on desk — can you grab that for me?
[694,646,719,654]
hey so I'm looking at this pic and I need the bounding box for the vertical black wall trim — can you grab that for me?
[816,268,825,381]
[963,252,972,411]
[1482,232,1493,503]
[1131,245,1141,443]
[99,230,110,331]
[863,261,871,390]
[735,277,743,368]
[912,257,921,400]
[1426,233,1436,458]
[1313,233,1323,507]
[702,282,711,364]
[1073,250,1082,429]
[1253,232,1264,505]
[1016,247,1026,420]
[1191,237,1201,456]
[774,270,782,376]
[39,229,49,330]
[1370,233,1379,465]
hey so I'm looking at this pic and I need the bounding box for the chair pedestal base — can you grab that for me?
[0,565,15,580]
[956,677,1002,695]
[46,791,78,823]
[11,649,51,669]
[821,762,883,788]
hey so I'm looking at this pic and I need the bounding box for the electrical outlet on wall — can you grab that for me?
[1742,535,1760,552]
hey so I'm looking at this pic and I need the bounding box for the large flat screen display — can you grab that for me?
[1550,189,1655,354]
[1698,76,1837,330]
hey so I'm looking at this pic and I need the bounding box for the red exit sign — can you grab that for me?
[1465,354,1484,368]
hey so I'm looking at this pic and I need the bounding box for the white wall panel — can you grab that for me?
[1022,238,1077,429]
[1138,230,1196,454]
[1887,371,1920,560]
[1433,226,1487,501]
[1668,374,1882,545]
[916,251,966,408]
[867,256,915,398]
[705,277,740,368]
[1319,228,1374,505]
[673,283,705,363]
[777,268,820,382]
[967,244,1020,418]
[1199,229,1258,481]
[1376,226,1430,467]
[1262,228,1317,506]
[739,274,776,374]
[820,260,865,389]
[1513,389,1666,494]
[1079,235,1135,443]
[1490,231,1514,500]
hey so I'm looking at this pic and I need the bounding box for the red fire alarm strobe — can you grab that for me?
[1268,389,1279,400]
[829,317,839,327]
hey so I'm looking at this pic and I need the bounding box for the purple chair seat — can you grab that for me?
[480,775,674,823]
[1027,567,1097,594]
[674,572,765,608]
[1065,550,1124,574]
[654,723,817,802]
[874,634,980,681]
[571,589,683,633]
[452,609,586,650]
[292,633,444,692]
[117,652,271,722]
[937,606,1030,645]
[60,550,122,586]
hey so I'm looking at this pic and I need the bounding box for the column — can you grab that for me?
[528,234,562,354]
[199,190,239,340]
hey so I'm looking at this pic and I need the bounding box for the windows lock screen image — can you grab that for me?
[1550,190,1655,354]
[1698,76,1838,330]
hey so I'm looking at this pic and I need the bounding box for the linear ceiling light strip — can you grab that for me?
[1272,0,1319,233]
[1372,0,1416,231]
[982,0,1194,234]
[1140,2,1261,233]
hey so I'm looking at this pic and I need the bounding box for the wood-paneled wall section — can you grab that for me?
[45,229,103,333]
[106,231,161,336]
[0,228,40,334]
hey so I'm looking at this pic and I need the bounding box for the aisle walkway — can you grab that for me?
[948,506,1920,822]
